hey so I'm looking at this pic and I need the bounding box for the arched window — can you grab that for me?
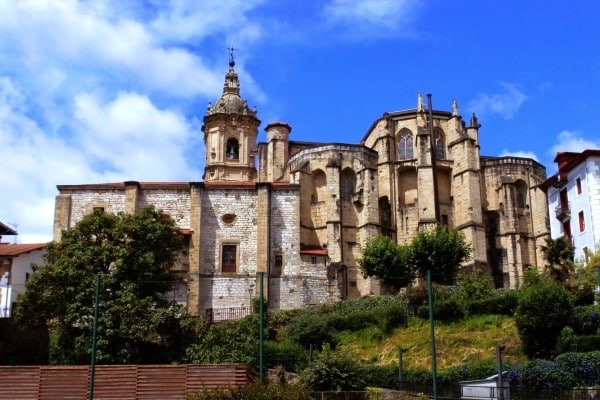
[312,170,327,203]
[225,138,239,160]
[515,180,528,208]
[434,130,445,160]
[340,168,356,201]
[398,130,414,160]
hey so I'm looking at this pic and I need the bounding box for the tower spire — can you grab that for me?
[228,40,236,68]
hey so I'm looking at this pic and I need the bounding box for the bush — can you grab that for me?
[466,289,518,316]
[300,344,365,391]
[506,352,600,393]
[374,301,409,333]
[263,340,309,371]
[571,306,600,335]
[286,314,336,350]
[186,381,312,400]
[515,280,573,359]
[416,298,465,322]
[454,271,495,303]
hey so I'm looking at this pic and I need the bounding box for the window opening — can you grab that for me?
[222,244,237,273]
[398,130,414,160]
[226,138,239,160]
[579,210,585,233]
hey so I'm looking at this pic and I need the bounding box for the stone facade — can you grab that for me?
[52,60,550,317]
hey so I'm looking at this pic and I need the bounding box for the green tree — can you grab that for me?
[540,236,575,284]
[515,279,574,359]
[14,206,197,364]
[410,225,472,285]
[358,235,413,290]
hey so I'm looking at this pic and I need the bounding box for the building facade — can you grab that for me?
[53,60,550,318]
[0,242,46,317]
[542,150,600,264]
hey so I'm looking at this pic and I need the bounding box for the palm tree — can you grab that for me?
[540,236,575,285]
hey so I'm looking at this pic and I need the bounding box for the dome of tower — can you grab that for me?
[206,57,257,118]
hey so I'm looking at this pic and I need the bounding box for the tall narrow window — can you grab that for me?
[434,130,445,160]
[579,210,585,233]
[576,177,582,195]
[398,130,413,160]
[225,138,239,160]
[221,244,237,273]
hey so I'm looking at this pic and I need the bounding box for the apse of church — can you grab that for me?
[53,59,549,318]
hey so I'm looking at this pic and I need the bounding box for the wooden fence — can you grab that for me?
[0,363,251,399]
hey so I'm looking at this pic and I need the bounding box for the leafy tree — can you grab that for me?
[515,279,574,359]
[540,236,575,284]
[14,206,197,364]
[358,235,413,290]
[410,225,472,285]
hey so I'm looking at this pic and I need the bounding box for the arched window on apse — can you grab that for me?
[434,130,445,160]
[312,170,327,203]
[515,180,528,209]
[226,138,239,160]
[340,168,357,201]
[398,129,414,160]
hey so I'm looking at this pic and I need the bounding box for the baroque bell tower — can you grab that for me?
[202,48,260,182]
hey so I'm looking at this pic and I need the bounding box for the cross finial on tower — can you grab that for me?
[228,39,236,68]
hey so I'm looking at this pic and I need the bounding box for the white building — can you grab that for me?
[541,150,600,263]
[0,243,46,317]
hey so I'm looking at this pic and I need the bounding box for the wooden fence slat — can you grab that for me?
[0,363,251,399]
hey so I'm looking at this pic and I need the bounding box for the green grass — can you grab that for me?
[335,314,525,371]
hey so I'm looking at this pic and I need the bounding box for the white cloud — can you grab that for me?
[73,91,202,181]
[468,83,528,120]
[322,0,420,38]
[0,1,267,242]
[499,150,539,161]
[551,130,600,155]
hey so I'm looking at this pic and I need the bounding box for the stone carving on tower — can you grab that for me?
[202,48,260,182]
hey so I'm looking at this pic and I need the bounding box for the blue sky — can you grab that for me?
[1,0,599,243]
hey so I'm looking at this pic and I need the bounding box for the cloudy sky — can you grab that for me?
[1,0,599,243]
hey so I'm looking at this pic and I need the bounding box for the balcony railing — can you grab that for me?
[555,203,570,221]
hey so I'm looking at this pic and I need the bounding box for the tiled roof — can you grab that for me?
[300,246,328,256]
[0,221,17,235]
[0,243,47,256]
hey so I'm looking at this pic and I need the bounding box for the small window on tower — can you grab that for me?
[576,177,582,195]
[226,138,239,160]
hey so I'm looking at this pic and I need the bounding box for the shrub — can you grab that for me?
[515,280,573,359]
[416,298,465,322]
[571,306,600,335]
[186,381,312,400]
[374,301,409,333]
[263,340,309,371]
[300,344,365,391]
[466,289,518,316]
[435,298,465,322]
[454,271,495,303]
[286,313,336,350]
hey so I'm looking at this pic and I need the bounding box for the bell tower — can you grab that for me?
[202,47,260,182]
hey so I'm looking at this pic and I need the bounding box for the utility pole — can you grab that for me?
[89,274,100,400]
[398,347,406,391]
[427,270,438,400]
[258,271,265,384]
[496,345,506,400]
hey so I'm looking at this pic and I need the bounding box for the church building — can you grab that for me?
[53,56,550,319]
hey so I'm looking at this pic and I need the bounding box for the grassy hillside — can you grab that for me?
[336,314,525,371]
